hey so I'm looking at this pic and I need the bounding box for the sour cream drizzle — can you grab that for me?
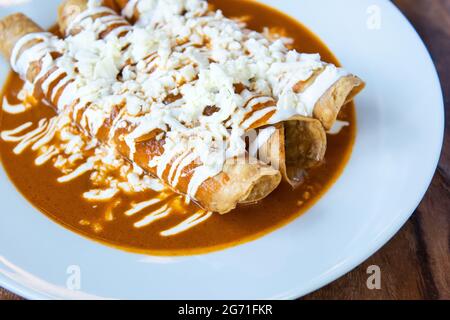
[134,204,171,228]
[2,97,27,114]
[160,210,213,237]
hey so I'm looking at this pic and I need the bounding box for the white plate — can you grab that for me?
[0,0,444,299]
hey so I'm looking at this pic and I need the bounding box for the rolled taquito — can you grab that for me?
[241,95,327,187]
[256,119,326,188]
[0,13,281,214]
[57,0,360,189]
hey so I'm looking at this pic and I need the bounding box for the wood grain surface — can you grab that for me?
[1,0,449,300]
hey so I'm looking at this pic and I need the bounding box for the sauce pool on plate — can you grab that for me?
[0,0,356,255]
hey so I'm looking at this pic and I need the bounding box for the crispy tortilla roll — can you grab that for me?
[58,0,121,34]
[57,0,88,34]
[0,13,41,59]
[241,74,361,184]
[258,119,326,188]
[58,0,130,36]
[56,0,329,190]
[308,74,364,130]
[0,14,281,214]
[264,75,363,187]
[242,96,327,187]
[283,119,327,171]
[0,14,60,85]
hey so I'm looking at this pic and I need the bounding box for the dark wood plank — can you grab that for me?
[1,0,449,300]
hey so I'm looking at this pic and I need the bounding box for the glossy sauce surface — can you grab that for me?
[0,0,356,255]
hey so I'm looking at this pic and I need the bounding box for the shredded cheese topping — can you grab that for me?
[6,0,351,205]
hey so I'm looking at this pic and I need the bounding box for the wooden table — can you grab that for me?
[1,0,449,300]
